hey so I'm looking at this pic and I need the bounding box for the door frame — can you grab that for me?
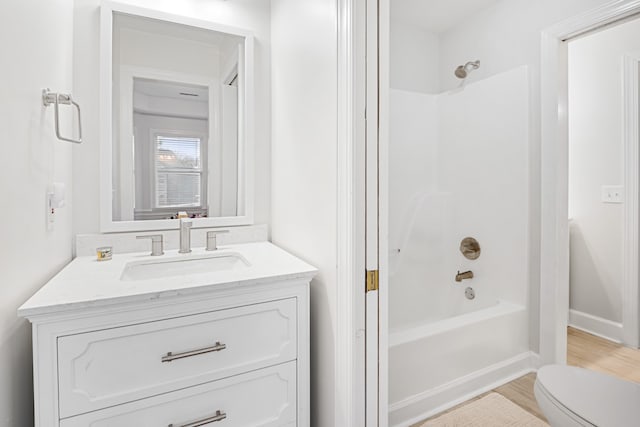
[336,0,388,424]
[378,0,390,425]
[336,0,368,425]
[539,0,640,364]
[622,51,640,348]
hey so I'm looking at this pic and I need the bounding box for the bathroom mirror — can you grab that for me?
[100,3,254,232]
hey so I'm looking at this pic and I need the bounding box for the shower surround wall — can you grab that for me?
[388,67,530,425]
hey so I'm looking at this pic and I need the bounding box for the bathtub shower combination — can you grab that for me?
[388,66,531,425]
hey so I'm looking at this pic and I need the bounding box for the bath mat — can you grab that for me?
[421,393,549,426]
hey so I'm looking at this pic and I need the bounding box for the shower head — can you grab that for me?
[455,60,480,79]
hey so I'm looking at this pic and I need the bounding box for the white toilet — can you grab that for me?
[534,365,640,426]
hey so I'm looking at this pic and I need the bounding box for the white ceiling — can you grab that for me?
[391,0,500,33]
[134,79,209,102]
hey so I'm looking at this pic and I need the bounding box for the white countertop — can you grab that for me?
[18,242,317,318]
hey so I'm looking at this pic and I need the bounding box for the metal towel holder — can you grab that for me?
[42,88,82,144]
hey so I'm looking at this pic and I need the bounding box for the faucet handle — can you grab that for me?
[136,234,164,256]
[206,230,229,251]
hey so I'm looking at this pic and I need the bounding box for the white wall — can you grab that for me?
[389,19,440,93]
[72,0,271,236]
[116,28,220,77]
[0,1,74,425]
[568,18,640,326]
[432,0,615,352]
[270,0,338,425]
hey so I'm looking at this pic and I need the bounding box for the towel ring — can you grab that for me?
[42,88,83,144]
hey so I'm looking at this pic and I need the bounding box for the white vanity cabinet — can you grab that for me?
[19,242,316,427]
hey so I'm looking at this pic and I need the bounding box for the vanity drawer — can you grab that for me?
[57,298,297,418]
[60,361,297,427]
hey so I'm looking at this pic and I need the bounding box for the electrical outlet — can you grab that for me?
[46,182,66,230]
[601,185,623,204]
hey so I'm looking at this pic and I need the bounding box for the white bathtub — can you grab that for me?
[390,291,499,335]
[388,299,530,426]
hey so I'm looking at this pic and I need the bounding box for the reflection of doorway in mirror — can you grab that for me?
[131,78,210,221]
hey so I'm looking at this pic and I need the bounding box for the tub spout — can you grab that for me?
[455,270,474,282]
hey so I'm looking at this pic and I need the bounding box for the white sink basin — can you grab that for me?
[121,252,250,281]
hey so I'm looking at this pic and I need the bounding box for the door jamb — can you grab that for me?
[378,0,390,425]
[622,52,640,348]
[336,0,368,425]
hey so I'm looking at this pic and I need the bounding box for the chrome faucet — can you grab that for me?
[455,270,474,282]
[179,219,193,254]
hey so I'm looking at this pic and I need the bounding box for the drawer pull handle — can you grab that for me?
[169,410,227,427]
[161,342,227,363]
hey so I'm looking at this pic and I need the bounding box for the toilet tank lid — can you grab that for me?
[537,365,640,427]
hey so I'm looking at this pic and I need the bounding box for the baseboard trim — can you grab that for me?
[569,309,623,343]
[389,351,536,427]
[529,351,542,369]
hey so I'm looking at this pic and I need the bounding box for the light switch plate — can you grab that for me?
[602,185,623,203]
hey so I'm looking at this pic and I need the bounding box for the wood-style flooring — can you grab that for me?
[567,327,640,383]
[412,327,640,426]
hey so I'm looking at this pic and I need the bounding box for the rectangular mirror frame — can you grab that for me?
[99,1,255,232]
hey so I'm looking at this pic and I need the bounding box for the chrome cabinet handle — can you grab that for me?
[168,410,227,427]
[161,341,226,363]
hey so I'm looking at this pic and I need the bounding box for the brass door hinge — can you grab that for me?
[366,270,379,292]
